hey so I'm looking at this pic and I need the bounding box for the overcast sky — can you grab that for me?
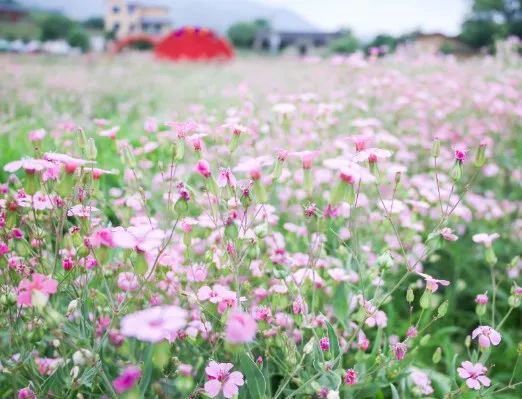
[264,0,470,36]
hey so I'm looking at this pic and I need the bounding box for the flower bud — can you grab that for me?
[432,347,442,364]
[77,128,87,150]
[485,246,497,266]
[465,335,471,348]
[86,138,97,161]
[432,138,440,157]
[420,290,431,309]
[420,334,430,346]
[474,142,487,168]
[450,161,462,182]
[303,338,314,354]
[406,287,414,303]
[437,300,448,317]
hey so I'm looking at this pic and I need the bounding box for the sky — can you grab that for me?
[263,0,470,37]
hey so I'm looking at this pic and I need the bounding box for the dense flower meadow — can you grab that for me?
[0,49,521,399]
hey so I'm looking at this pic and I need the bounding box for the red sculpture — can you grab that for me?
[111,27,234,61]
[154,27,234,61]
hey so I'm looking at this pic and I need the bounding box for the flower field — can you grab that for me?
[0,52,521,398]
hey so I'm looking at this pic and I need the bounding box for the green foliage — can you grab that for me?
[461,0,522,50]
[330,31,359,54]
[67,28,90,52]
[366,34,398,53]
[227,21,259,48]
[460,18,505,50]
[239,353,266,398]
[40,13,76,41]
[82,16,104,31]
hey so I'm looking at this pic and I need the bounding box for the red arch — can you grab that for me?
[111,34,160,53]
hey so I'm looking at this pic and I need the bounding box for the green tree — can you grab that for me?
[366,34,398,53]
[82,17,104,31]
[40,14,75,41]
[67,29,90,52]
[330,31,359,54]
[227,21,258,48]
[461,0,521,49]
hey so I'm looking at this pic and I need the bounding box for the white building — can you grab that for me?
[104,0,171,39]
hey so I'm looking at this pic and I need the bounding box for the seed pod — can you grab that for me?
[432,138,440,157]
[432,347,442,363]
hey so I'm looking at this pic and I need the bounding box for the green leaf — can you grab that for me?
[152,340,171,370]
[239,352,266,399]
[139,345,154,396]
[79,366,98,388]
[332,283,348,326]
[390,383,400,399]
[326,320,341,364]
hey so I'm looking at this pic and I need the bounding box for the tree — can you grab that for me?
[40,14,75,41]
[461,0,522,50]
[366,34,398,53]
[227,21,258,48]
[82,17,104,31]
[330,31,359,54]
[67,29,90,52]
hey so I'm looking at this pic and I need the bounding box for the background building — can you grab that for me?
[104,0,170,39]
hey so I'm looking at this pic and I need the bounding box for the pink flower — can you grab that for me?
[18,387,36,399]
[217,167,237,188]
[144,118,158,133]
[472,325,501,349]
[410,369,433,395]
[352,148,392,163]
[453,144,468,162]
[320,337,330,351]
[112,225,164,253]
[4,158,53,174]
[225,311,257,344]
[112,366,141,394]
[440,227,458,241]
[17,273,58,307]
[196,160,212,178]
[417,273,450,292]
[117,272,139,292]
[290,150,319,169]
[345,368,358,385]
[457,361,490,390]
[120,305,187,343]
[43,152,94,173]
[472,233,499,248]
[204,361,244,398]
[393,342,408,360]
[99,126,120,139]
[28,129,46,142]
[475,294,488,305]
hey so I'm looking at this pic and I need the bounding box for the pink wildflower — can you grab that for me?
[475,294,488,305]
[28,129,46,142]
[472,233,499,247]
[440,227,458,241]
[417,273,450,292]
[393,342,408,360]
[472,325,501,349]
[320,337,330,351]
[196,160,212,178]
[204,361,244,399]
[217,167,237,188]
[17,273,58,307]
[345,368,358,385]
[120,305,187,343]
[457,361,490,390]
[112,366,141,394]
[225,311,257,344]
[18,387,36,399]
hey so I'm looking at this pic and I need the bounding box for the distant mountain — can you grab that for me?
[19,0,320,33]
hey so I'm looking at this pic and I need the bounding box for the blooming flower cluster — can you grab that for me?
[1,50,521,398]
